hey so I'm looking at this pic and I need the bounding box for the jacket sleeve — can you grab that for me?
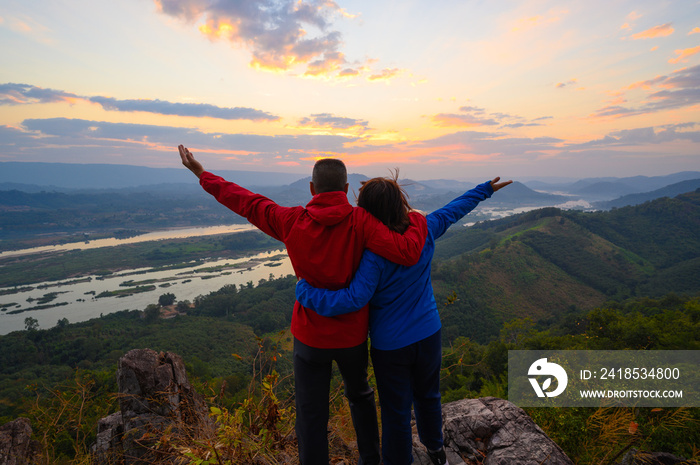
[360,211,428,267]
[427,181,494,240]
[295,251,382,316]
[199,171,298,241]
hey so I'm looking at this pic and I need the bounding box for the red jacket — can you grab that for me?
[199,171,428,348]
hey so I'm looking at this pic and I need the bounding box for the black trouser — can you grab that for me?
[293,337,381,465]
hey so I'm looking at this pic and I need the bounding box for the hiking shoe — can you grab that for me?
[427,447,449,465]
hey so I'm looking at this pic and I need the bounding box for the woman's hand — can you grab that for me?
[490,176,513,192]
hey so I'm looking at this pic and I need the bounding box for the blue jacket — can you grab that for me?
[295,181,494,350]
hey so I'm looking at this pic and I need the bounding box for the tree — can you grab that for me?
[158,293,176,307]
[176,300,191,313]
[144,304,161,324]
[24,317,39,331]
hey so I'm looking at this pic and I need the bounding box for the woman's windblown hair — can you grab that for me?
[357,170,412,234]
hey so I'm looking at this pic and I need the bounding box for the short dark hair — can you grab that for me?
[357,171,411,234]
[312,158,348,193]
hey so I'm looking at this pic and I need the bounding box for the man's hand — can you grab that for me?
[178,145,205,178]
[490,177,513,192]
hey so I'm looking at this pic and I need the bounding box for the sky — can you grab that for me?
[1,0,699,181]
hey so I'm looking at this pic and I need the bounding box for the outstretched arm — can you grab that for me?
[296,250,383,316]
[177,145,297,241]
[428,176,512,239]
[179,145,205,178]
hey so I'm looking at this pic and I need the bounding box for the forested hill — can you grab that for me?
[430,189,700,343]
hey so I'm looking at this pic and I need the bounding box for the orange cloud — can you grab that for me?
[631,23,674,39]
[556,79,578,88]
[624,76,666,91]
[367,68,402,82]
[690,27,700,35]
[431,113,497,128]
[303,52,346,78]
[157,0,356,78]
[668,45,700,64]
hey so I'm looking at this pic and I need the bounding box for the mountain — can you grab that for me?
[0,162,304,189]
[524,171,700,200]
[573,181,637,199]
[596,180,700,209]
[429,190,700,342]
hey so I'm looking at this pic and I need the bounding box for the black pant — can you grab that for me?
[293,337,381,465]
[371,329,443,464]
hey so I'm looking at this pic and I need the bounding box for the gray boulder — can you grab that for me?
[412,397,575,465]
[0,418,40,465]
[94,348,209,464]
[619,448,691,465]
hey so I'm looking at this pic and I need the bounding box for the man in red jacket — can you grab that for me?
[178,145,427,465]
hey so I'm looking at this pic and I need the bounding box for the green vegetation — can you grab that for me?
[431,190,700,344]
[95,285,157,299]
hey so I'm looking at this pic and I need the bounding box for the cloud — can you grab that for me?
[668,45,700,64]
[0,83,280,121]
[154,0,362,78]
[412,130,563,161]
[432,113,499,128]
[89,96,280,121]
[432,105,546,129]
[20,117,354,152]
[0,83,81,105]
[4,114,566,171]
[556,79,578,88]
[690,27,700,35]
[567,124,700,148]
[303,51,347,77]
[367,68,403,82]
[297,113,369,131]
[591,65,700,118]
[630,23,674,39]
[338,68,360,77]
[500,122,546,129]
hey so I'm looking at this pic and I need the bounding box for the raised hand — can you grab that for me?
[490,177,513,192]
[178,145,205,178]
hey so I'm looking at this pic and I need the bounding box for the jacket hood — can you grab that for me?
[305,191,353,226]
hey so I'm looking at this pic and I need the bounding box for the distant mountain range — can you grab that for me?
[1,162,699,214]
[524,171,700,200]
[595,179,700,209]
[0,162,304,189]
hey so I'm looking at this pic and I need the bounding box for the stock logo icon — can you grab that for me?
[528,358,568,398]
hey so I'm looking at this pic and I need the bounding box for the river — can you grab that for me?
[0,223,257,258]
[0,225,294,335]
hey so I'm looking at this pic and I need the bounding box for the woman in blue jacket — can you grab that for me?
[296,174,511,465]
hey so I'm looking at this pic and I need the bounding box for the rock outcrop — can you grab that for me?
[619,448,692,465]
[0,418,40,465]
[412,397,574,465]
[93,349,209,464]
